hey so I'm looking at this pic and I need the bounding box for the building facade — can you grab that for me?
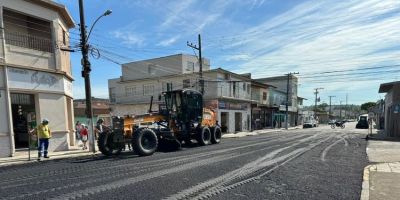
[256,75,299,127]
[250,80,276,129]
[0,0,74,157]
[74,98,111,127]
[379,81,400,138]
[108,54,251,133]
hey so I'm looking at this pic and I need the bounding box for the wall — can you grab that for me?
[122,54,183,81]
[0,1,72,74]
[0,89,11,157]
[37,93,69,151]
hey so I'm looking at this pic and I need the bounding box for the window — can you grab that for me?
[3,9,53,52]
[148,64,155,75]
[143,84,154,95]
[62,29,67,45]
[109,87,116,103]
[125,86,137,96]
[247,84,250,94]
[224,73,230,80]
[186,61,194,71]
[243,83,246,91]
[263,92,267,100]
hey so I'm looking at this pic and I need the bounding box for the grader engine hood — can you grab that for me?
[134,114,166,125]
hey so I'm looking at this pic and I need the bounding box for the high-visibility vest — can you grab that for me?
[37,124,51,139]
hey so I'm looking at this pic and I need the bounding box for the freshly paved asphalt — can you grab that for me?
[0,123,368,200]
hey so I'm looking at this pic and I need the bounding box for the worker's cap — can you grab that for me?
[42,118,49,123]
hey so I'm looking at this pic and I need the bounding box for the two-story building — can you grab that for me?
[250,80,276,129]
[256,75,299,127]
[108,54,252,133]
[0,0,74,157]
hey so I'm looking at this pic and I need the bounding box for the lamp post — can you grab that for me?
[78,0,112,153]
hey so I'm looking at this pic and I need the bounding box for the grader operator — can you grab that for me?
[98,89,222,156]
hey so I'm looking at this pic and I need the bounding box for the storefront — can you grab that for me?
[0,66,74,157]
[205,99,251,133]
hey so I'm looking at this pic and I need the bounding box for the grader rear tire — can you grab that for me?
[132,129,158,156]
[211,126,222,144]
[98,132,123,156]
[197,127,211,146]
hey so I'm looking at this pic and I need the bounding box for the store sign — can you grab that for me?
[7,67,72,97]
[218,101,247,110]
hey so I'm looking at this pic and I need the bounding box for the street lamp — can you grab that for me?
[78,0,112,153]
[86,9,112,43]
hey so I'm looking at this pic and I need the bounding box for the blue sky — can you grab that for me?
[55,0,400,106]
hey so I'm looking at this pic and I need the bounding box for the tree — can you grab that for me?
[317,103,329,112]
[361,102,376,111]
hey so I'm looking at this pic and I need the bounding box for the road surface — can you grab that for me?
[0,123,368,200]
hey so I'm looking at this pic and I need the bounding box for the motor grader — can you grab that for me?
[98,89,222,156]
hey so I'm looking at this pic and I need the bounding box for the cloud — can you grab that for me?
[208,0,400,103]
[224,54,251,61]
[157,35,180,47]
[111,30,144,47]
[160,0,197,28]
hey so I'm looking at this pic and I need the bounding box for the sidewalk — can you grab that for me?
[361,129,400,200]
[222,125,302,138]
[0,141,99,167]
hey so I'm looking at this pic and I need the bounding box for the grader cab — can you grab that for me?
[98,89,221,156]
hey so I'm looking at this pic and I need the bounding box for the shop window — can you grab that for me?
[143,84,154,95]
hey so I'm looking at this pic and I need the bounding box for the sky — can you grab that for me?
[55,0,400,106]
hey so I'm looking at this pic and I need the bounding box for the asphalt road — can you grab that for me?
[0,123,368,200]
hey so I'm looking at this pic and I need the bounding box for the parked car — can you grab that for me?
[356,116,369,129]
[303,120,315,128]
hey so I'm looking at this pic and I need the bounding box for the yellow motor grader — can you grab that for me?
[98,89,222,156]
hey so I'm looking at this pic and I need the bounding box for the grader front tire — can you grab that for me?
[132,129,158,156]
[98,132,123,156]
[197,127,211,146]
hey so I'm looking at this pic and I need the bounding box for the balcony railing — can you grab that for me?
[4,31,54,53]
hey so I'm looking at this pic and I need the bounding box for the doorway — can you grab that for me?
[235,112,242,132]
[10,93,36,149]
[220,112,229,133]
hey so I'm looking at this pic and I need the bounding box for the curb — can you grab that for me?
[360,165,371,200]
[0,152,100,168]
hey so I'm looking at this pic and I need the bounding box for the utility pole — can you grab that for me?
[314,88,323,123]
[314,88,324,112]
[345,93,348,120]
[285,72,299,130]
[78,0,95,153]
[328,95,335,119]
[187,34,204,94]
[339,100,343,120]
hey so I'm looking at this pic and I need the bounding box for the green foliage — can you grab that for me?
[361,102,376,111]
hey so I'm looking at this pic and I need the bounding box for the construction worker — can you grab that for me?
[37,118,51,161]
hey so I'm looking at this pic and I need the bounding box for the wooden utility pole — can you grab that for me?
[329,95,336,119]
[187,34,204,94]
[78,0,95,153]
[285,72,299,129]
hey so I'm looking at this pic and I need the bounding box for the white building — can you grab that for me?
[108,54,252,133]
[0,0,75,157]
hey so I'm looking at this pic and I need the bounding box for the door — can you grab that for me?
[220,112,228,133]
[235,112,242,132]
[10,93,36,149]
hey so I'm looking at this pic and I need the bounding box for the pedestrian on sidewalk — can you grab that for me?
[34,118,52,161]
[94,119,105,140]
[273,119,277,129]
[75,121,82,140]
[80,124,88,150]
